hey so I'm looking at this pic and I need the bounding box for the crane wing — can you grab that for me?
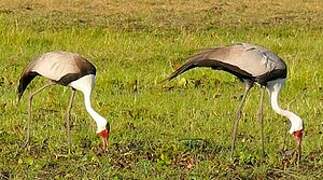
[31,52,82,81]
[164,43,287,84]
[17,51,96,100]
[207,43,285,76]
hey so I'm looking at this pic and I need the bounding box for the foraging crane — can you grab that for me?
[163,43,304,162]
[17,51,109,151]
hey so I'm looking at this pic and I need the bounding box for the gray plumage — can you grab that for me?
[164,43,304,161]
[165,43,287,85]
[17,51,96,100]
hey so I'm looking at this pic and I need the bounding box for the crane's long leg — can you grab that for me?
[25,82,55,147]
[257,86,265,159]
[65,88,76,154]
[231,82,253,157]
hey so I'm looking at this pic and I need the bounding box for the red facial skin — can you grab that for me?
[97,129,109,139]
[97,129,110,150]
[293,129,303,145]
[293,129,303,162]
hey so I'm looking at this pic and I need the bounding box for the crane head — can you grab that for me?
[292,129,303,145]
[292,129,303,163]
[97,127,110,151]
[288,114,303,163]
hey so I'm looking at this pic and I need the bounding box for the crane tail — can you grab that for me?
[17,71,38,101]
[163,62,196,82]
[161,53,211,83]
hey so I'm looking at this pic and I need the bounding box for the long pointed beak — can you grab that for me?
[97,129,110,151]
[296,140,301,164]
[101,136,108,151]
[293,130,303,164]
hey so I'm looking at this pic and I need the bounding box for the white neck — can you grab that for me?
[266,79,303,134]
[69,74,107,133]
[83,90,107,133]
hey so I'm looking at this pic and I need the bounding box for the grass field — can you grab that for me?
[0,0,322,179]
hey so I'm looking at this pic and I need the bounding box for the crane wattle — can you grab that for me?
[292,130,303,144]
[97,129,109,139]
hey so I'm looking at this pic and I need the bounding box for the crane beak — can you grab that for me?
[97,129,110,151]
[292,129,303,163]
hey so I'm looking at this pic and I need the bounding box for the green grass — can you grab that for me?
[0,0,323,179]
